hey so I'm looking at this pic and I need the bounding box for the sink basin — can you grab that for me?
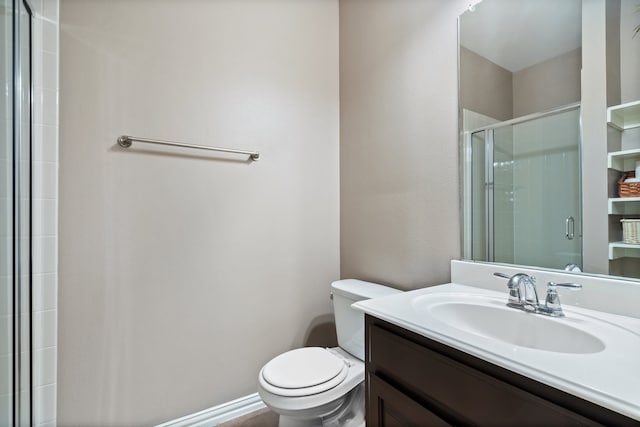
[427,300,605,354]
[412,294,605,354]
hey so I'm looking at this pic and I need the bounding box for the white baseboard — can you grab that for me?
[156,393,267,427]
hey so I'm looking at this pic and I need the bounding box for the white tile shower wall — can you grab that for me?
[32,0,59,426]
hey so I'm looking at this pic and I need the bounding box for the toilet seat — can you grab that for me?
[258,346,365,415]
[259,347,348,397]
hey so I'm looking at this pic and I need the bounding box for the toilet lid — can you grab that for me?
[262,347,347,392]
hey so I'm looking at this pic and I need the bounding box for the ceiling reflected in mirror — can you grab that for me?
[461,0,581,73]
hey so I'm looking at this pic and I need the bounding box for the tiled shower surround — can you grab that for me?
[0,0,58,423]
[33,0,59,424]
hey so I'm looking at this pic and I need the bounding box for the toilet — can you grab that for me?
[257,279,401,427]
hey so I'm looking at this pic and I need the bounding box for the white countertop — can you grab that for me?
[353,283,640,421]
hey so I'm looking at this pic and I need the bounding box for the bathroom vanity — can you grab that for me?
[365,315,636,426]
[354,262,640,426]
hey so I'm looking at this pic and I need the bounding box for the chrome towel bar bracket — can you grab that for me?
[117,135,260,161]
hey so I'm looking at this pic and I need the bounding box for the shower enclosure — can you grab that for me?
[2,0,34,425]
[463,105,582,271]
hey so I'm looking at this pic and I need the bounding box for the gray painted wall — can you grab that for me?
[513,48,582,117]
[340,0,468,289]
[460,46,513,121]
[461,46,581,121]
[58,1,339,425]
[621,0,640,105]
[582,0,616,275]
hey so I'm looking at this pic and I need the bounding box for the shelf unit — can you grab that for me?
[609,242,640,260]
[607,147,640,171]
[608,197,640,215]
[607,100,640,131]
[607,101,640,261]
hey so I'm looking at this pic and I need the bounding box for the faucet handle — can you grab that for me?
[543,282,582,317]
[547,282,582,290]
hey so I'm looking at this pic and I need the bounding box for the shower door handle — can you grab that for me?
[565,216,575,240]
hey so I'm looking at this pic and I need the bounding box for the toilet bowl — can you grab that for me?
[258,347,364,427]
[257,279,401,427]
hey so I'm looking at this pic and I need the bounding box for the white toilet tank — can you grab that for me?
[331,279,401,361]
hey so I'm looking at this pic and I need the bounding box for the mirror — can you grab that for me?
[459,0,640,280]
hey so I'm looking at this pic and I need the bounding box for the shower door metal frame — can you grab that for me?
[464,127,495,262]
[11,0,34,425]
[484,129,495,262]
[463,127,495,262]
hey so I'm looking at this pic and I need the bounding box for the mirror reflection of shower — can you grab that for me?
[462,105,582,271]
[458,0,583,272]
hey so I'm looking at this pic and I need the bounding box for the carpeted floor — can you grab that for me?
[218,408,279,427]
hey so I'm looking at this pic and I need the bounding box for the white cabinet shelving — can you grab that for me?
[608,197,640,215]
[607,148,640,171]
[607,101,640,261]
[607,100,640,131]
[609,242,640,260]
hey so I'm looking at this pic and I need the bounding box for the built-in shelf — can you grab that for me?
[608,101,640,267]
[609,241,640,260]
[608,197,640,215]
[607,100,640,131]
[608,148,640,171]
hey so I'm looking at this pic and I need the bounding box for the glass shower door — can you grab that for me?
[470,107,582,270]
[499,108,582,270]
[1,0,33,424]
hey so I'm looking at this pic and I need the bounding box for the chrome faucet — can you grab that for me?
[494,272,538,311]
[494,273,582,317]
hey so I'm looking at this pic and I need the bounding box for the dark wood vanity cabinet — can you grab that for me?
[365,315,640,427]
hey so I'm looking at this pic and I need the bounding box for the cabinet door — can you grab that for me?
[368,374,451,427]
